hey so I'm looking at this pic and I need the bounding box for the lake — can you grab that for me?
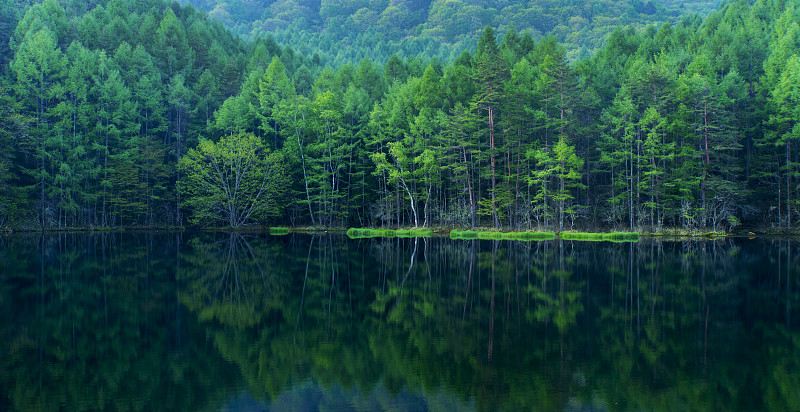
[1,232,798,411]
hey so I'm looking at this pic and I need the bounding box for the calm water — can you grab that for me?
[1,232,799,411]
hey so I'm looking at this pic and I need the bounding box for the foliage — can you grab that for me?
[179,133,289,227]
[2,0,800,233]
[182,0,719,65]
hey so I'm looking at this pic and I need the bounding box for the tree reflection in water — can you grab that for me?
[180,232,288,328]
[1,233,799,411]
[0,232,241,412]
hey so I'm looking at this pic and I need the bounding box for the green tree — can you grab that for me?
[639,106,673,230]
[528,136,584,231]
[443,102,478,227]
[371,141,420,228]
[274,95,317,224]
[10,26,66,228]
[768,55,800,229]
[0,81,33,226]
[598,87,638,229]
[551,136,584,231]
[169,73,196,225]
[473,26,508,229]
[308,89,350,226]
[155,7,193,76]
[94,52,136,226]
[258,56,295,148]
[179,133,290,227]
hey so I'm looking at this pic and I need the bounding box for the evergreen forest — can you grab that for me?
[179,0,720,64]
[2,0,800,233]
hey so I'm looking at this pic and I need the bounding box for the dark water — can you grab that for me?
[1,232,799,411]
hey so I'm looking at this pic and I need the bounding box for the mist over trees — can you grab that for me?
[1,0,799,232]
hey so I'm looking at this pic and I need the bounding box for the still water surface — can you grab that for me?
[0,232,798,411]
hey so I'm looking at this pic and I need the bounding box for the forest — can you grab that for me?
[179,0,720,64]
[1,0,799,232]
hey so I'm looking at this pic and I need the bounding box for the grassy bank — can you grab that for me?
[450,230,556,241]
[268,227,291,235]
[560,232,640,242]
[346,228,434,239]
[646,228,729,238]
[395,229,434,238]
[346,228,397,238]
[449,230,637,242]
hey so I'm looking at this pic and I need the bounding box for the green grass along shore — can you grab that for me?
[560,232,639,242]
[346,228,435,238]
[345,228,638,241]
[449,230,556,241]
[256,227,736,241]
[268,227,291,235]
[279,227,732,241]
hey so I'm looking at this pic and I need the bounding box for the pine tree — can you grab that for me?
[94,52,136,226]
[258,56,295,149]
[10,26,66,228]
[502,58,537,228]
[768,55,800,229]
[169,73,195,225]
[0,80,33,226]
[443,102,479,228]
[598,87,638,229]
[274,94,316,224]
[473,26,508,229]
[639,106,673,230]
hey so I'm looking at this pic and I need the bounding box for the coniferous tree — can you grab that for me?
[10,26,65,228]
[473,26,508,229]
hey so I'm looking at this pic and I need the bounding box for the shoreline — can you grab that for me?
[3,225,797,240]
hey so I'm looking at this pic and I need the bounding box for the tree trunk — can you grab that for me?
[176,106,182,226]
[295,127,315,225]
[462,146,476,228]
[103,116,109,227]
[400,179,418,228]
[559,163,564,232]
[489,106,499,229]
[788,141,792,230]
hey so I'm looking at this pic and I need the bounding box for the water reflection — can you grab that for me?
[0,233,799,411]
[0,233,241,412]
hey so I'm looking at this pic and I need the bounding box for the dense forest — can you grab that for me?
[179,0,720,64]
[1,0,799,232]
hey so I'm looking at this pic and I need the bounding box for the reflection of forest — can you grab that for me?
[1,233,799,411]
[0,233,242,412]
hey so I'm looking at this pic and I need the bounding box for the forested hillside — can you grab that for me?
[180,0,720,65]
[1,0,799,233]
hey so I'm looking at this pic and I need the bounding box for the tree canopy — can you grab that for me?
[1,0,800,232]
[179,133,289,227]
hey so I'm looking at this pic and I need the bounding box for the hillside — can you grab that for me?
[180,0,720,63]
